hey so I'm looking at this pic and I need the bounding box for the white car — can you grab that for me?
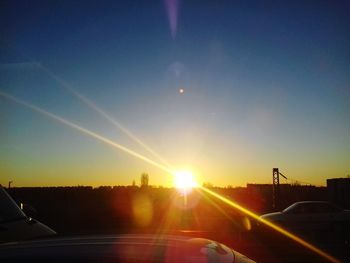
[260,201,350,233]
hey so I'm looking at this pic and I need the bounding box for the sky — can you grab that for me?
[0,1,349,187]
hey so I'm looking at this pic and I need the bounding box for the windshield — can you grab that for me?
[1,1,349,263]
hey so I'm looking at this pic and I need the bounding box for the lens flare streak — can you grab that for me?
[165,0,179,39]
[0,92,172,175]
[199,186,340,263]
[39,65,173,170]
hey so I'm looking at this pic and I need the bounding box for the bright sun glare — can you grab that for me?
[173,170,197,194]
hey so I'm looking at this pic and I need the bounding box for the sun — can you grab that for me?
[173,170,198,194]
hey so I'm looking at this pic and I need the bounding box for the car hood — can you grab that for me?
[0,234,256,263]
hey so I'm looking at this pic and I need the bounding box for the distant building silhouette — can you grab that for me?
[246,183,326,211]
[327,178,350,209]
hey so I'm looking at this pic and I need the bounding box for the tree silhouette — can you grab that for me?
[140,173,149,187]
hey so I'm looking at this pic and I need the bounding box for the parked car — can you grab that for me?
[260,201,350,233]
[0,186,56,243]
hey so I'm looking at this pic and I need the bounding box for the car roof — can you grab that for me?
[292,201,331,205]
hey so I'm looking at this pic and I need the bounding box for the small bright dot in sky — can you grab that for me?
[179,88,184,94]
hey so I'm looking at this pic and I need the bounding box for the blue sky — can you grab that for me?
[1,1,349,186]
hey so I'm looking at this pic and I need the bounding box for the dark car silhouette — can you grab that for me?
[261,201,350,233]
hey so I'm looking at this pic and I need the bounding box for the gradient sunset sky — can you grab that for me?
[1,1,349,187]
